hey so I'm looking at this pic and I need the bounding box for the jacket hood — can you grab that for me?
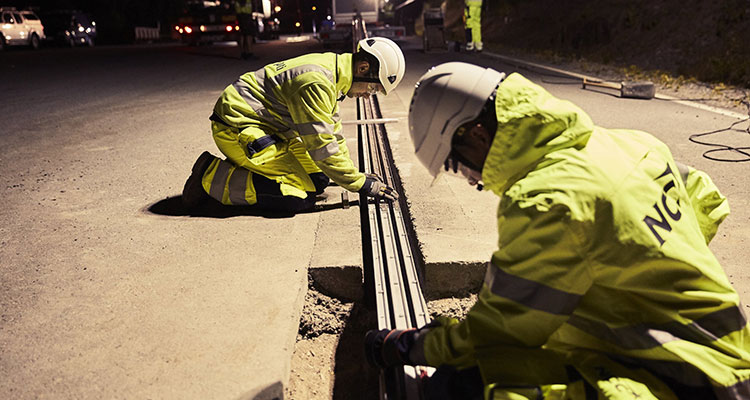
[481,72,594,195]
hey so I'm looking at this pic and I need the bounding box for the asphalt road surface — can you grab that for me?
[1,36,748,399]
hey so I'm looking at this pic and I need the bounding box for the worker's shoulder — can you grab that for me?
[504,153,606,220]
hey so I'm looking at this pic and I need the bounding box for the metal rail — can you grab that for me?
[351,14,433,400]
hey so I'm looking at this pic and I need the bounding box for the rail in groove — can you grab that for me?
[350,14,434,399]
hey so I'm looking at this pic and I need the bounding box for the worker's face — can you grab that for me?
[348,59,384,98]
[347,81,384,98]
[445,122,493,187]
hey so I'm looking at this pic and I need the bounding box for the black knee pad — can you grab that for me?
[309,172,330,195]
[253,174,316,213]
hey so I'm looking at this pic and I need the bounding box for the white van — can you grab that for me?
[1,7,46,50]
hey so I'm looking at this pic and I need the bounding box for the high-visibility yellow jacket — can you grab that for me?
[234,1,252,15]
[420,73,748,397]
[211,52,366,192]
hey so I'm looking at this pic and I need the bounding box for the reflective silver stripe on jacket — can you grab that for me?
[483,263,581,315]
[567,305,747,350]
[308,141,340,161]
[209,159,232,200]
[611,354,750,398]
[232,78,293,133]
[296,120,336,136]
[228,168,251,205]
[254,65,335,129]
[719,378,750,400]
[255,64,335,89]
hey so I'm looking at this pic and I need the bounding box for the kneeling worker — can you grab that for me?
[182,37,405,213]
[365,62,749,399]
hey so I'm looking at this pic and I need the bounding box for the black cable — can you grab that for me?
[688,116,750,162]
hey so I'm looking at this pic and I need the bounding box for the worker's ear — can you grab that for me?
[355,60,371,76]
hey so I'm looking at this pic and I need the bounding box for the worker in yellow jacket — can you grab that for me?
[365,62,749,399]
[234,0,255,59]
[465,0,483,51]
[181,37,405,213]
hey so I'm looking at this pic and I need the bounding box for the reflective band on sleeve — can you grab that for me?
[612,354,750,395]
[308,141,340,161]
[210,159,232,201]
[484,263,581,315]
[297,120,335,136]
[567,305,748,350]
[720,378,750,399]
[254,69,266,88]
[228,168,251,205]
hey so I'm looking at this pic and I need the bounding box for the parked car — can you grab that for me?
[0,7,46,50]
[39,10,96,47]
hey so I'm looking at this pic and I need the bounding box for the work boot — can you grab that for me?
[476,42,483,52]
[466,42,474,51]
[182,151,215,209]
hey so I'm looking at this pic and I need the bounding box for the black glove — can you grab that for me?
[359,174,399,202]
[364,328,417,369]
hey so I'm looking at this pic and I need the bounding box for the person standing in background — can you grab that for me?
[235,0,255,59]
[464,0,482,52]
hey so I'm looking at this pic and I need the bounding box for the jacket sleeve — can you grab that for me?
[288,82,366,192]
[422,200,592,377]
[679,163,730,243]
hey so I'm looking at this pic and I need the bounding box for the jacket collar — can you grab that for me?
[336,53,354,99]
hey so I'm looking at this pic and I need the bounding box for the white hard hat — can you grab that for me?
[357,37,406,95]
[409,62,505,178]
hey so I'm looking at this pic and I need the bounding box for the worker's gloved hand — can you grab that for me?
[359,173,399,202]
[364,320,440,369]
[364,328,417,369]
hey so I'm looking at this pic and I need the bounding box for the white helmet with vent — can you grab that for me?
[357,37,406,95]
[409,62,505,177]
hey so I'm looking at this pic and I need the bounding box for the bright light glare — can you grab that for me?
[184,26,193,34]
[174,25,180,31]
[199,25,206,32]
[312,6,316,10]
[274,5,281,12]
[295,22,301,27]
[78,26,84,32]
[234,25,239,31]
[225,25,233,32]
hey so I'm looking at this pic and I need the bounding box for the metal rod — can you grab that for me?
[342,117,400,125]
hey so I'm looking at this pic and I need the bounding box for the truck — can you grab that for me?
[175,1,239,46]
[319,0,405,49]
